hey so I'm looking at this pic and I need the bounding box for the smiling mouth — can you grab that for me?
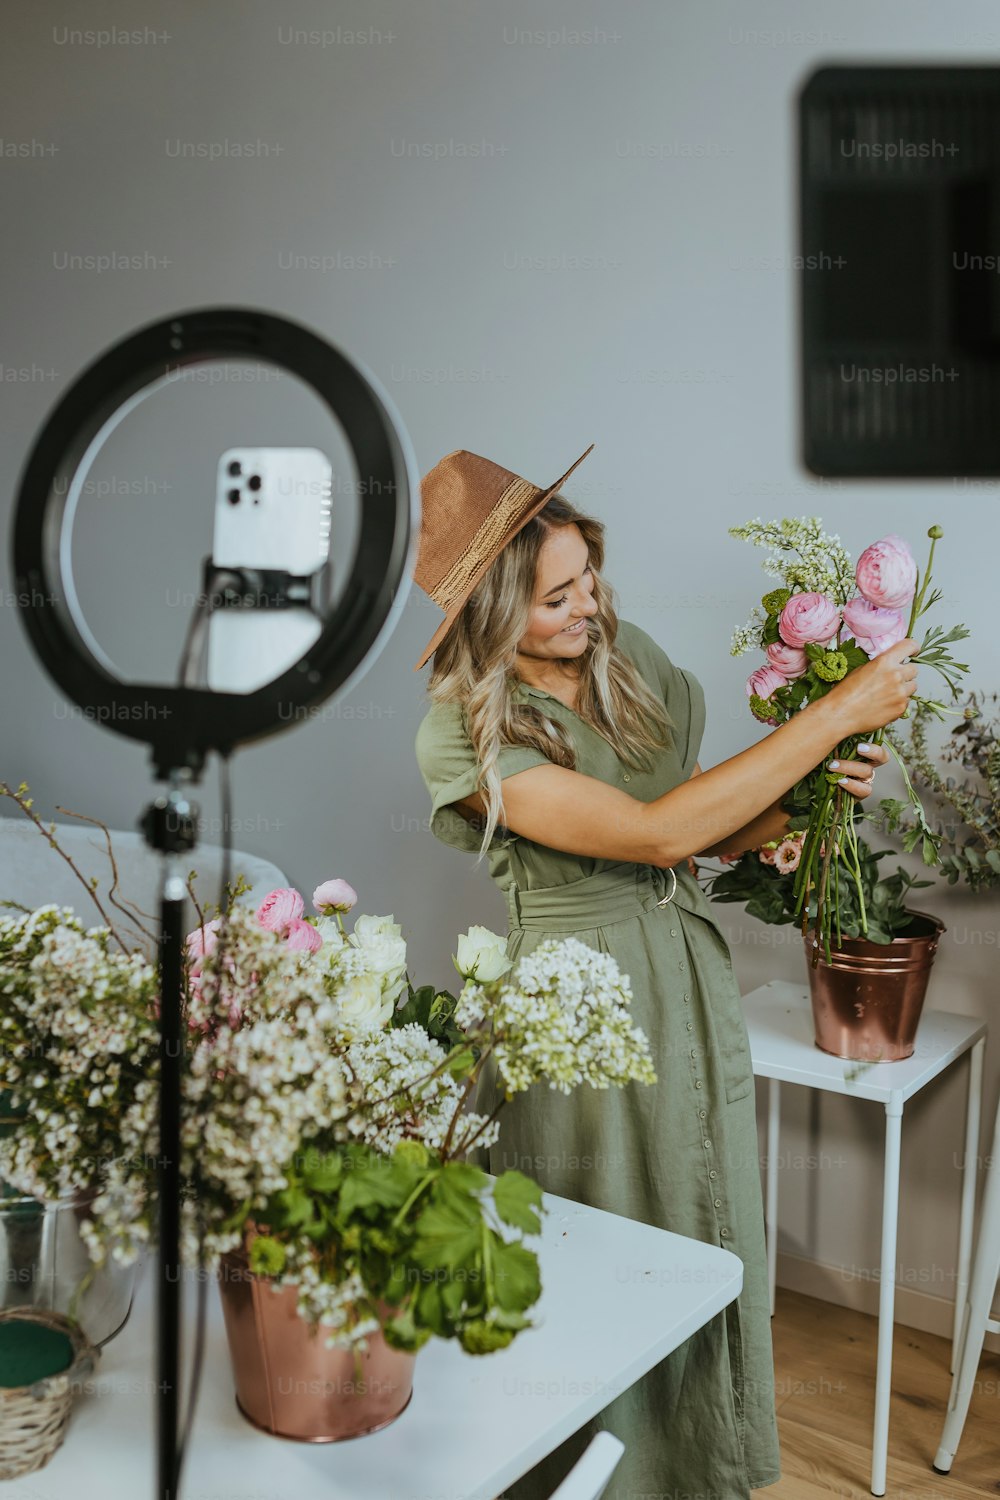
[562,619,587,634]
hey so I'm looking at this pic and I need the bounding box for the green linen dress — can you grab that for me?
[414,618,781,1498]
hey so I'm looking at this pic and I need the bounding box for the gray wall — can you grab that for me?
[2,0,999,1343]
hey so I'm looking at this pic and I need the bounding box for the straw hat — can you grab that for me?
[411,443,595,671]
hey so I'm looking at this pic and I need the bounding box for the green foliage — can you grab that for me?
[702,835,934,944]
[248,1144,546,1354]
[875,690,1000,892]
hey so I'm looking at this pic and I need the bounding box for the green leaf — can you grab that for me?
[490,1235,541,1314]
[382,1303,433,1353]
[491,1170,544,1234]
[412,1200,482,1271]
[339,1159,422,1218]
[300,1150,344,1193]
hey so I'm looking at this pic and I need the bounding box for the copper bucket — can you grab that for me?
[216,1250,416,1441]
[804,910,946,1062]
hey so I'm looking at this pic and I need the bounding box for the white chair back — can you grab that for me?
[0,816,289,949]
[546,1431,626,1500]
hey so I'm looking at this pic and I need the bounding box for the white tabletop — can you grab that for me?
[11,1188,743,1500]
[742,980,986,1104]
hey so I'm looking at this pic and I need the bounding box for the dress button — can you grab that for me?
[670,928,678,937]
[694,1080,703,1089]
[690,1048,697,1058]
[683,992,690,1001]
[709,1168,717,1179]
[623,772,631,782]
[714,1197,722,1208]
[686,1022,693,1032]
[720,1228,730,1238]
[699,1110,707,1119]
[703,1139,712,1149]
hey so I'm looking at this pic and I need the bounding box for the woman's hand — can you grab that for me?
[824,638,920,735]
[827,739,890,799]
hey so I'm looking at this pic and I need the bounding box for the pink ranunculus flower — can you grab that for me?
[855,534,917,611]
[312,879,358,915]
[765,641,808,679]
[285,917,323,953]
[745,664,786,726]
[746,663,788,700]
[777,592,842,649]
[842,598,908,659]
[773,839,802,873]
[256,887,304,934]
[185,916,223,971]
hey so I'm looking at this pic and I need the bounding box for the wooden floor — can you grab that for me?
[769,1287,1000,1497]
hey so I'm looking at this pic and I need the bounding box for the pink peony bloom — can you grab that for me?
[312,878,358,915]
[842,597,908,658]
[185,916,223,972]
[256,887,304,934]
[765,641,808,679]
[746,663,788,700]
[745,664,786,726]
[777,592,842,649]
[773,839,802,873]
[285,917,323,953]
[855,534,917,611]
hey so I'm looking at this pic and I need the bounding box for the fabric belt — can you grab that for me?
[504,860,687,932]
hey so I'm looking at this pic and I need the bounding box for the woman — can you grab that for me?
[412,445,916,1499]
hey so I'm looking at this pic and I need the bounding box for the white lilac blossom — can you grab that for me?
[728,516,855,656]
[456,936,657,1096]
[343,1023,500,1156]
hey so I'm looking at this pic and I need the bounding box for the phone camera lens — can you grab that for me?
[227,488,241,505]
[248,474,262,492]
[227,460,241,477]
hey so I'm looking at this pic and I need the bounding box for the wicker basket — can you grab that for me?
[0,1307,99,1479]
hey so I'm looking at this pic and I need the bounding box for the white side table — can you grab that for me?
[742,979,986,1498]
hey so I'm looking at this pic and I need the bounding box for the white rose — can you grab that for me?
[455,925,511,983]
[337,972,393,1036]
[349,915,407,1001]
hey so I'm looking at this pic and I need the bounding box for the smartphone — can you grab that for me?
[206,447,332,693]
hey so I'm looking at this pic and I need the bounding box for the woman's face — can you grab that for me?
[516,523,597,666]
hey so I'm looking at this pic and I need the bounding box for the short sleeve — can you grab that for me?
[414,702,552,854]
[616,619,706,778]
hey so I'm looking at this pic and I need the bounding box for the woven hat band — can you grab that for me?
[431,476,542,608]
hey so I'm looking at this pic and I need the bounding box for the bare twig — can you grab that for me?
[54,803,158,943]
[0,782,130,954]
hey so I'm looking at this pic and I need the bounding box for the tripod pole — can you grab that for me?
[142,784,198,1500]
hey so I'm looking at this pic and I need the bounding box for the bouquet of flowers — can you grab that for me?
[0,860,655,1358]
[699,828,936,944]
[730,519,969,961]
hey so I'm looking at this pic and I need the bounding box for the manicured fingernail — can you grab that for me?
[857,742,871,753]
[837,776,849,784]
[828,759,840,769]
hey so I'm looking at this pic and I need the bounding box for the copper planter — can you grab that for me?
[217,1251,416,1441]
[804,909,945,1062]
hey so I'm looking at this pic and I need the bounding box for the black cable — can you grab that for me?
[174,750,233,1485]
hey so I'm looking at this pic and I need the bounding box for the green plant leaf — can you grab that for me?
[490,1235,541,1313]
[491,1171,544,1234]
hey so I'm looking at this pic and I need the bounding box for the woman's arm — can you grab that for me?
[685,741,890,861]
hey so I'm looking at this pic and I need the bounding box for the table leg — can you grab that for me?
[766,1078,780,1318]
[952,1038,985,1374]
[871,1099,902,1497]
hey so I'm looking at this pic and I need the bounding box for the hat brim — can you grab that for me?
[412,442,595,671]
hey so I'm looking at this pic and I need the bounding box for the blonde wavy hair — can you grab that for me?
[424,494,676,862]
